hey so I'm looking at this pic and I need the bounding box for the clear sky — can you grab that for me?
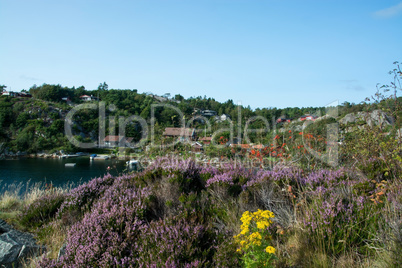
[1,0,401,109]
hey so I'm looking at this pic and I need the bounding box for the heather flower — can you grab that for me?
[301,168,380,256]
[57,173,115,217]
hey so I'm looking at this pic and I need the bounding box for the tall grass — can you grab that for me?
[1,154,401,267]
[0,180,75,267]
[0,180,74,210]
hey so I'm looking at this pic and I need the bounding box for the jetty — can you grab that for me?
[60,154,79,159]
[90,154,110,160]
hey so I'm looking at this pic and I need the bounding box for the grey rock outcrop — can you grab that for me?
[0,220,45,268]
[339,110,394,127]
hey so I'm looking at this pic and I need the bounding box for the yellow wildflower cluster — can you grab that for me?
[248,232,262,246]
[265,246,276,254]
[234,209,275,254]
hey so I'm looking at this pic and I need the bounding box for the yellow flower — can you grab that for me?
[240,240,246,246]
[236,248,241,252]
[241,211,253,223]
[265,246,276,254]
[256,219,270,229]
[262,210,275,219]
[249,232,262,241]
[240,227,250,235]
[254,240,262,246]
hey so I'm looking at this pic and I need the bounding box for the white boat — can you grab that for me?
[65,163,76,167]
[126,159,141,171]
[91,155,110,160]
[60,154,79,159]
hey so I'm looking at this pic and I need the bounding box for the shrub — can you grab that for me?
[21,192,65,228]
[135,216,215,266]
[205,162,258,199]
[300,169,383,256]
[40,177,151,267]
[57,173,115,220]
[212,234,242,267]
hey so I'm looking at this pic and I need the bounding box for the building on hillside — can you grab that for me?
[230,144,251,150]
[61,97,73,105]
[163,127,196,141]
[276,116,291,124]
[191,142,203,152]
[1,91,32,98]
[103,135,134,148]
[201,110,217,117]
[150,94,168,102]
[215,114,231,122]
[199,136,212,145]
[299,115,318,121]
[252,144,264,150]
[80,95,99,101]
[18,92,32,98]
[1,91,18,97]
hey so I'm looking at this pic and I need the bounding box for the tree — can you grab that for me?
[174,94,184,102]
[98,82,109,91]
[0,85,7,92]
[15,125,35,152]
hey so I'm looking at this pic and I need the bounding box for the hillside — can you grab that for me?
[2,82,401,159]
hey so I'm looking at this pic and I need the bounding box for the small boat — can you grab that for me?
[92,155,110,160]
[126,159,141,171]
[65,163,76,167]
[60,154,79,159]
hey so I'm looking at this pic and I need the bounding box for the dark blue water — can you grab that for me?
[0,157,127,189]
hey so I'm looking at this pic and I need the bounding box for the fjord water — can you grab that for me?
[0,157,127,191]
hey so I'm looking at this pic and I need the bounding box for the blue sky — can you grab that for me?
[1,0,401,109]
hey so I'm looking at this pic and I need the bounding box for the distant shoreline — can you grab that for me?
[0,153,132,161]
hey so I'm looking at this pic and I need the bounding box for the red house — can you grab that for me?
[299,115,318,121]
[199,137,212,145]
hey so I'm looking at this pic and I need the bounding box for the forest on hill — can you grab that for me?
[1,80,400,157]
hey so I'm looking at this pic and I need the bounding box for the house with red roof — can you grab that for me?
[104,135,134,148]
[163,127,196,141]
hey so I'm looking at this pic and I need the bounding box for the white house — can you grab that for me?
[80,95,99,101]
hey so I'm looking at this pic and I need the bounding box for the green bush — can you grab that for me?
[21,193,65,228]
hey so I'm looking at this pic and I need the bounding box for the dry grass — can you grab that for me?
[0,180,74,212]
[39,220,68,260]
[0,190,23,211]
[0,181,73,267]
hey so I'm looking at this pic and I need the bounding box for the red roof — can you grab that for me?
[163,128,195,137]
[252,144,264,149]
[104,136,135,144]
[104,135,121,142]
[231,144,251,149]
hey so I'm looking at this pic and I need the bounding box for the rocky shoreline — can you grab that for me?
[0,152,134,161]
[0,220,45,268]
[0,152,60,160]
